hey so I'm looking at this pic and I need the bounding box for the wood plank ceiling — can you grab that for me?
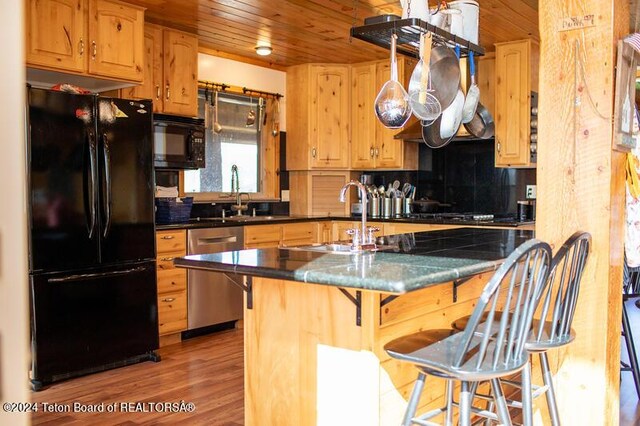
[125,0,539,68]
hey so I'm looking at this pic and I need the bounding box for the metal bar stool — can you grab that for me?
[622,258,640,399]
[384,239,552,426]
[452,231,591,426]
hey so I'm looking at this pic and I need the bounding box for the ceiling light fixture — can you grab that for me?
[255,45,272,56]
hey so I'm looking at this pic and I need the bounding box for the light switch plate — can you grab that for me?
[526,185,537,199]
[281,190,290,202]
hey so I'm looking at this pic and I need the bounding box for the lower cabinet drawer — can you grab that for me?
[157,251,185,272]
[158,291,187,335]
[157,269,187,294]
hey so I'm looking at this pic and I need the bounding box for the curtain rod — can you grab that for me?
[242,87,283,100]
[198,80,229,91]
[198,80,283,99]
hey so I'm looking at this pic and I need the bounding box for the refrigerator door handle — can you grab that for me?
[102,133,112,238]
[47,266,147,283]
[87,131,98,239]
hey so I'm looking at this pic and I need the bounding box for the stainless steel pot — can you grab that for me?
[463,102,495,139]
[428,46,461,110]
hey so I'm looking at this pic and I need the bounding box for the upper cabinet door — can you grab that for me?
[310,65,350,169]
[26,0,87,72]
[495,40,532,167]
[88,0,144,82]
[121,23,163,112]
[163,29,198,117]
[350,63,376,170]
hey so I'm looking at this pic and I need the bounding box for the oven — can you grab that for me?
[153,114,205,169]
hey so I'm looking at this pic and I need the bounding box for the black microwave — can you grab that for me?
[153,114,205,169]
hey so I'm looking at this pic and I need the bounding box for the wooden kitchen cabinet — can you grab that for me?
[162,29,198,116]
[494,39,538,168]
[122,24,197,116]
[383,223,459,236]
[26,0,86,73]
[244,222,320,249]
[351,59,419,170]
[26,0,144,83]
[156,230,187,342]
[122,23,163,112]
[289,170,354,216]
[286,64,350,170]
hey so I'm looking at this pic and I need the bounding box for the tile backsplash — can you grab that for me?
[361,140,536,215]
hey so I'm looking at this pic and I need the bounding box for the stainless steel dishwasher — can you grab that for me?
[187,227,244,330]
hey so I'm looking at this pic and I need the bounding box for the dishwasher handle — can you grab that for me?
[198,236,238,245]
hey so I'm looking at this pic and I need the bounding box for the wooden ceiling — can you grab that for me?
[125,0,539,68]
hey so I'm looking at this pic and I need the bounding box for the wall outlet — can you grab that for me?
[526,185,537,199]
[281,190,290,202]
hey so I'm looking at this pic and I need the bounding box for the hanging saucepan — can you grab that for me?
[422,45,460,110]
[463,102,495,139]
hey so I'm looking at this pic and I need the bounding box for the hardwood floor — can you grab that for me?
[31,329,244,425]
[29,312,640,425]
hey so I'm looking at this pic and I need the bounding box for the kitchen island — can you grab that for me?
[175,227,535,425]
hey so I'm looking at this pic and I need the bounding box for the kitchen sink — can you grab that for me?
[224,215,292,222]
[288,243,392,254]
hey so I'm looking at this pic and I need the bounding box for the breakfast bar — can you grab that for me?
[175,227,535,425]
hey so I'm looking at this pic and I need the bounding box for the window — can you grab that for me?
[184,91,269,198]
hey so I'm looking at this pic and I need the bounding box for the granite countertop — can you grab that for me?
[157,215,534,230]
[174,227,535,294]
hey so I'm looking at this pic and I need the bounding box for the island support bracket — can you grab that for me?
[338,288,362,326]
[452,276,475,303]
[223,273,253,309]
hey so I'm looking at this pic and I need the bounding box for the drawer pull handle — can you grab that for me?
[162,297,175,302]
[161,235,175,240]
[160,257,174,261]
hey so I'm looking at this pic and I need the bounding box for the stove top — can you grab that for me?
[409,212,496,221]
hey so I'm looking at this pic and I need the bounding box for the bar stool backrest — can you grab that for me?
[531,232,591,345]
[453,239,552,371]
[624,256,640,296]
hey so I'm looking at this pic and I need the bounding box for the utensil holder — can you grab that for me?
[369,198,380,218]
[393,198,403,217]
[382,198,392,218]
[403,198,413,216]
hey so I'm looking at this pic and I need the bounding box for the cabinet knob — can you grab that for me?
[91,41,96,60]
[161,235,175,240]
[79,38,84,56]
[370,147,375,158]
[156,85,161,100]
[161,297,175,303]
[311,148,317,158]
[160,257,174,261]
[496,141,501,152]
[166,85,170,100]
[374,148,380,157]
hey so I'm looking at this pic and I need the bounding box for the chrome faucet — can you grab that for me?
[339,180,377,249]
[230,164,249,216]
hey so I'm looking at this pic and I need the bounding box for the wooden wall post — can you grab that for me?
[537,0,628,424]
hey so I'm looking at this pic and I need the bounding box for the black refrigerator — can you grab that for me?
[27,88,159,389]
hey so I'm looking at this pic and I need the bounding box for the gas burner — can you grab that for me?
[409,213,495,221]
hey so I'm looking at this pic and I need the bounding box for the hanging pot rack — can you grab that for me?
[350,17,485,59]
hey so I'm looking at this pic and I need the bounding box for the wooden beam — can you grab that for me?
[537,0,628,424]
